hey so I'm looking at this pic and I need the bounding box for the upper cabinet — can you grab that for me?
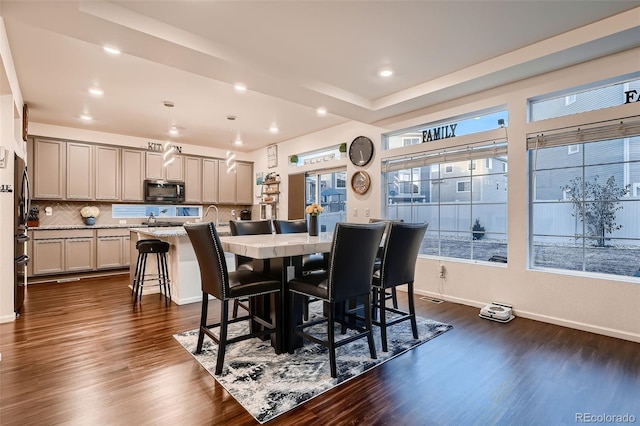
[66,142,94,200]
[219,161,253,205]
[29,137,253,205]
[121,149,145,202]
[202,158,219,203]
[33,138,65,199]
[145,152,184,181]
[95,146,121,201]
[184,156,202,203]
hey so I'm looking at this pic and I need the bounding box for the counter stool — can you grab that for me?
[132,239,171,306]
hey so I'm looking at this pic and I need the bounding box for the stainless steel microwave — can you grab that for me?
[144,179,185,204]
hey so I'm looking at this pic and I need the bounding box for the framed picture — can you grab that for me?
[267,145,277,168]
[256,172,264,185]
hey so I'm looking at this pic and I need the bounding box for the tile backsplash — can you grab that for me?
[31,201,256,227]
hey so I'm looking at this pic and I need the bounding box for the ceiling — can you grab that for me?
[1,1,639,152]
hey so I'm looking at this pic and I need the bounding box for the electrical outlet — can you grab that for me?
[365,208,370,217]
[45,207,53,216]
[353,208,358,217]
[439,265,446,278]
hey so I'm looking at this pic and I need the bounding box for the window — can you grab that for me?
[528,119,640,278]
[382,140,508,262]
[468,160,476,170]
[564,95,577,106]
[456,180,471,192]
[305,168,347,233]
[402,136,421,147]
[568,144,579,154]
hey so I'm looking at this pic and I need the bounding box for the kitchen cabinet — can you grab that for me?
[33,138,65,199]
[146,152,184,181]
[184,156,202,203]
[95,146,120,200]
[218,161,253,204]
[66,237,96,272]
[97,229,130,269]
[202,158,219,203]
[122,149,145,201]
[66,142,94,200]
[32,238,65,275]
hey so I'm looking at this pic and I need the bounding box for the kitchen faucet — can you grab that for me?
[204,204,219,226]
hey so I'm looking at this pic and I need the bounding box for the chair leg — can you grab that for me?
[407,281,418,339]
[302,296,310,321]
[288,293,297,354]
[215,300,229,375]
[232,299,239,318]
[372,288,380,321]
[364,294,377,360]
[391,287,399,309]
[327,301,337,378]
[196,292,208,353]
[379,286,389,352]
[136,253,147,304]
[273,292,282,355]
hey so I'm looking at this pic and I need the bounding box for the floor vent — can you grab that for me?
[420,296,444,304]
[56,277,81,283]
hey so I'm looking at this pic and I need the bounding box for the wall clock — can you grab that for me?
[348,136,374,167]
[351,171,371,195]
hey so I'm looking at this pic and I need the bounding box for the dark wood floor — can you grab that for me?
[1,275,639,425]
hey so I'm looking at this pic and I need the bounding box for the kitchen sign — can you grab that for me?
[423,123,457,143]
[147,142,183,153]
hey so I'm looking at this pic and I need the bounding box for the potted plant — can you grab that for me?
[289,155,299,165]
[339,143,347,158]
[80,206,100,226]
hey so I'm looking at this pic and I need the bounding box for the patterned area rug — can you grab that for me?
[174,306,452,424]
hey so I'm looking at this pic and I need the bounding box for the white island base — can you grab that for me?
[129,226,233,305]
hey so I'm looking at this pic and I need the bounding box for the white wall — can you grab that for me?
[255,47,640,343]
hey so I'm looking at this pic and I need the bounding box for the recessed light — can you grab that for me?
[269,124,279,134]
[378,68,394,78]
[88,87,104,97]
[316,107,327,116]
[80,114,93,121]
[234,83,247,93]
[103,45,121,56]
[169,126,179,136]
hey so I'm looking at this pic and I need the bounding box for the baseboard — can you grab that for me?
[414,289,640,343]
[0,313,17,323]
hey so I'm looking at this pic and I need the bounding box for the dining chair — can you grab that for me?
[184,222,282,375]
[372,222,428,352]
[287,222,386,378]
[229,219,273,318]
[369,218,404,311]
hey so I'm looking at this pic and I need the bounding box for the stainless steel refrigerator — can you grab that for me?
[14,153,30,314]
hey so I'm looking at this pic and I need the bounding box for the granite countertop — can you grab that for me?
[30,224,139,230]
[130,224,231,237]
[31,223,231,235]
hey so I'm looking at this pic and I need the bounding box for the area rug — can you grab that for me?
[174,306,452,424]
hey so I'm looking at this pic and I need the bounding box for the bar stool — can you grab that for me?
[132,239,171,306]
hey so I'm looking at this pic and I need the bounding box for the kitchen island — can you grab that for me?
[129,224,231,305]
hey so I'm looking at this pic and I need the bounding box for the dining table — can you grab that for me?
[218,232,333,352]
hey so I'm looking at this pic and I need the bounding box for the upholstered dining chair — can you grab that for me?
[229,219,273,318]
[184,222,282,375]
[287,222,386,378]
[369,218,404,311]
[372,221,428,352]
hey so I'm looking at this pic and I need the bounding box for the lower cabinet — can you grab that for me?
[30,228,130,277]
[96,229,131,269]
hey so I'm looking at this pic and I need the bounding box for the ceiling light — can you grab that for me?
[234,83,247,93]
[316,107,327,116]
[233,139,243,146]
[80,114,93,121]
[378,68,394,78]
[103,45,121,56]
[169,126,179,136]
[88,87,104,97]
[269,124,279,134]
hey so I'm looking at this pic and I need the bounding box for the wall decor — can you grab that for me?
[267,145,278,168]
[348,136,374,166]
[351,171,371,195]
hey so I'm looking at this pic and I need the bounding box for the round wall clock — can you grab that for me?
[351,171,371,195]
[348,136,374,166]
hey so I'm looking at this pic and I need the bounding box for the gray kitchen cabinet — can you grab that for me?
[96,229,130,269]
[202,158,219,203]
[145,152,184,181]
[236,162,254,204]
[66,142,94,200]
[184,156,202,203]
[95,146,120,200]
[33,138,65,199]
[122,149,145,201]
[32,238,65,275]
[218,161,253,204]
[65,237,95,272]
